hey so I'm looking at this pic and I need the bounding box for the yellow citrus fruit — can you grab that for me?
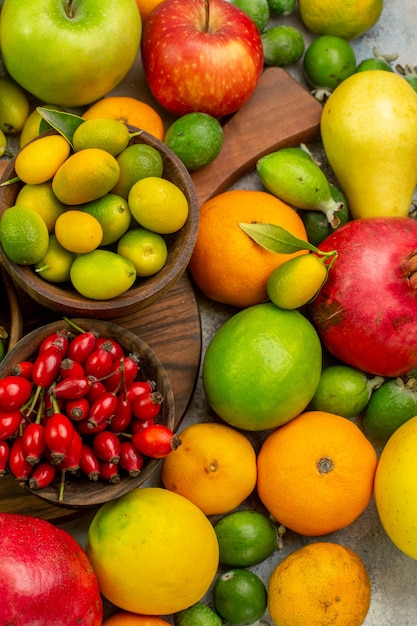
[54,210,103,253]
[78,193,132,246]
[72,118,130,156]
[128,177,188,234]
[298,0,383,40]
[267,252,328,309]
[34,234,76,283]
[15,182,66,233]
[52,148,120,205]
[0,75,30,135]
[83,96,164,141]
[112,144,164,200]
[0,204,49,265]
[102,613,171,626]
[188,190,308,308]
[117,227,168,277]
[70,250,137,300]
[15,134,71,184]
[135,0,165,22]
[161,422,257,516]
[19,104,62,148]
[268,542,371,626]
[86,487,219,615]
[256,410,378,536]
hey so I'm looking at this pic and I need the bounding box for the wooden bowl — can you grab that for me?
[0,130,199,319]
[0,263,23,353]
[0,318,175,508]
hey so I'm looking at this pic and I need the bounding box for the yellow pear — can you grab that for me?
[321,71,417,219]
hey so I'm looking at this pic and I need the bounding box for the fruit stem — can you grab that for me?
[321,200,344,228]
[58,469,66,501]
[204,0,210,32]
[65,0,73,18]
[63,317,86,334]
[0,176,20,187]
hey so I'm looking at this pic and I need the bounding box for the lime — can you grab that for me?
[214,510,277,567]
[261,26,305,66]
[267,0,296,15]
[0,129,7,157]
[128,176,189,234]
[73,118,130,156]
[117,227,168,277]
[303,35,356,92]
[164,112,224,172]
[267,253,328,310]
[362,376,417,441]
[356,58,394,72]
[34,234,76,283]
[202,303,322,431]
[174,602,222,626]
[19,104,62,148]
[112,143,164,199]
[230,0,270,32]
[213,569,267,625]
[79,193,132,246]
[300,184,350,247]
[15,182,66,233]
[70,250,136,300]
[0,205,49,265]
[308,364,381,418]
[0,76,30,135]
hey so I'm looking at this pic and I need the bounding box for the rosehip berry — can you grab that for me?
[132,424,181,459]
[79,444,100,481]
[11,361,33,380]
[92,431,121,464]
[44,413,74,464]
[99,459,121,484]
[65,397,90,422]
[32,347,63,389]
[131,391,163,421]
[84,347,114,379]
[87,392,118,430]
[28,461,56,490]
[0,376,32,410]
[119,441,144,477]
[0,409,23,440]
[58,429,83,473]
[39,330,69,356]
[130,417,155,435]
[87,380,107,403]
[95,337,124,362]
[0,440,9,476]
[8,437,32,482]
[126,380,154,404]
[51,377,92,400]
[60,358,85,380]
[109,394,132,433]
[21,422,46,465]
[67,330,98,364]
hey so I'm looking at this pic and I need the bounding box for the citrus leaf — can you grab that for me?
[239,222,320,254]
[37,107,85,147]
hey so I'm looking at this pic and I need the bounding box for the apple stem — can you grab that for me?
[204,0,210,32]
[65,0,73,18]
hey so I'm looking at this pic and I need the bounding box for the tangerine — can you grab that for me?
[102,613,171,626]
[188,189,308,308]
[256,410,378,535]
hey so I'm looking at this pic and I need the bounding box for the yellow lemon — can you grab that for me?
[55,210,103,253]
[70,250,136,300]
[86,487,219,615]
[15,134,71,184]
[19,104,62,148]
[72,118,130,156]
[298,0,383,40]
[128,177,188,234]
[52,148,120,205]
[267,253,328,309]
[0,75,30,135]
[15,182,67,233]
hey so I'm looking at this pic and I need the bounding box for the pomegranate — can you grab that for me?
[308,216,417,377]
[0,513,103,625]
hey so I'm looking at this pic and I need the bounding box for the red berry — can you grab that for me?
[131,391,163,421]
[0,376,32,411]
[67,330,98,364]
[0,409,23,440]
[39,331,70,356]
[119,441,144,477]
[60,358,85,380]
[51,377,92,400]
[65,397,90,422]
[28,461,56,490]
[21,423,46,465]
[0,440,10,476]
[32,348,63,389]
[11,361,34,380]
[84,347,114,379]
[8,438,33,482]
[44,413,74,464]
[99,459,120,484]
[109,394,132,433]
[79,444,100,481]
[132,424,181,459]
[58,430,83,473]
[96,337,124,362]
[92,431,121,464]
[87,392,118,430]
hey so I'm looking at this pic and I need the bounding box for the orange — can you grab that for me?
[161,422,257,516]
[102,613,171,625]
[268,542,371,626]
[256,410,378,536]
[135,0,165,22]
[188,189,308,308]
[83,96,164,140]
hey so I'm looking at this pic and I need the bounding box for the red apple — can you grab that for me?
[0,513,103,625]
[141,0,264,117]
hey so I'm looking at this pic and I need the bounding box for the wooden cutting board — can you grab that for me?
[0,67,322,522]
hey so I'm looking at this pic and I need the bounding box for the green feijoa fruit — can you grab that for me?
[214,510,277,567]
[300,184,350,247]
[213,569,267,625]
[174,602,223,626]
[261,26,305,66]
[267,0,296,15]
[362,376,417,441]
[303,35,356,91]
[164,112,223,172]
[355,58,394,72]
[230,0,270,32]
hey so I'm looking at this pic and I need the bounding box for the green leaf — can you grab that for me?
[37,107,85,147]
[239,222,320,254]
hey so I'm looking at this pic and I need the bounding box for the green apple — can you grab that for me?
[0,0,142,107]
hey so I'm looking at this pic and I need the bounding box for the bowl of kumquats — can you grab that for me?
[0,317,176,507]
[0,114,199,319]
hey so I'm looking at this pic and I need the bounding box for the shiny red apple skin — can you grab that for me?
[0,513,103,625]
[141,0,264,117]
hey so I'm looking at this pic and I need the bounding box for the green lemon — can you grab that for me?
[267,0,296,15]
[300,184,350,247]
[213,569,267,625]
[0,205,49,264]
[72,118,130,156]
[308,364,382,419]
[0,76,30,135]
[70,250,136,299]
[0,128,7,157]
[214,510,277,567]
[303,35,356,92]
[117,227,167,277]
[112,143,164,199]
[202,303,322,431]
[362,376,417,441]
[261,26,305,66]
[34,234,76,283]
[267,253,328,310]
[78,193,132,246]
[164,112,224,172]
[174,602,223,626]
[230,0,270,32]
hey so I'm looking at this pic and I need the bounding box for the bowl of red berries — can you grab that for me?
[0,318,177,507]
